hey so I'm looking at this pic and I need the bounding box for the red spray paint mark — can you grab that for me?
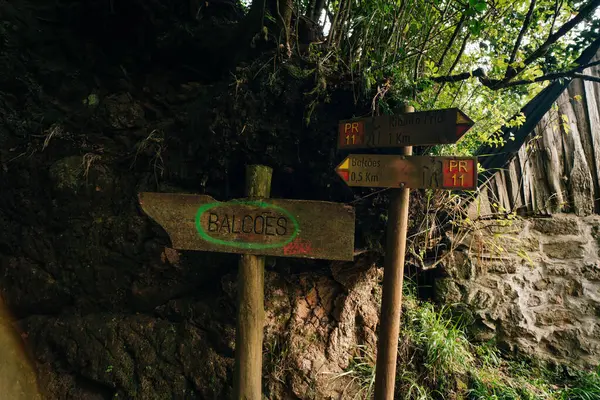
[283,238,313,256]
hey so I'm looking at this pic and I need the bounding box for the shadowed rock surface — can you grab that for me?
[0,0,387,398]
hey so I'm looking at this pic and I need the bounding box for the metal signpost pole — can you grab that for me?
[374,105,413,400]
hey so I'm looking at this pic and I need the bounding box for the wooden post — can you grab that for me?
[374,105,414,400]
[233,165,272,400]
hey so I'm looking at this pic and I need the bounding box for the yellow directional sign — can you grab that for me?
[338,108,474,149]
[335,154,478,190]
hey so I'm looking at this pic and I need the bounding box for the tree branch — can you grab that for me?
[334,0,352,48]
[437,11,467,67]
[431,67,488,84]
[306,0,316,20]
[311,0,325,23]
[228,0,266,65]
[432,28,469,106]
[577,59,600,71]
[415,4,444,94]
[447,31,470,75]
[370,22,463,73]
[326,0,344,47]
[498,72,600,87]
[429,64,600,89]
[325,0,334,26]
[506,0,537,78]
[548,0,563,38]
[245,0,267,34]
[503,0,600,82]
[573,73,600,83]
[431,0,600,89]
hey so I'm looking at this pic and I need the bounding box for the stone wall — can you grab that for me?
[449,44,600,370]
[437,213,600,368]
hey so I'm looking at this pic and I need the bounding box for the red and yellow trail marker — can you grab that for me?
[338,108,474,149]
[336,157,350,182]
[335,154,478,190]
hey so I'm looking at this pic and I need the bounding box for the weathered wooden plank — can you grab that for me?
[528,146,542,213]
[495,170,512,212]
[484,175,500,213]
[506,158,522,210]
[558,90,594,216]
[472,53,600,217]
[570,81,594,170]
[517,145,533,212]
[569,81,599,212]
[529,124,555,214]
[539,111,567,211]
[583,72,600,212]
[467,184,493,219]
[138,192,356,261]
[487,173,503,213]
[481,185,494,217]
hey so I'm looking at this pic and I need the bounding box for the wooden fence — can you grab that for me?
[476,52,600,217]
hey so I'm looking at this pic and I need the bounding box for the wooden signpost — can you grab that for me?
[338,108,474,149]
[138,166,355,400]
[139,192,355,261]
[334,106,476,400]
[138,104,474,400]
[335,154,478,190]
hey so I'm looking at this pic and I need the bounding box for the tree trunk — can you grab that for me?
[311,0,325,22]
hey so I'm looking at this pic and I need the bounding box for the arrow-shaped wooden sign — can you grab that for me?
[335,154,478,190]
[338,108,474,149]
[139,192,355,261]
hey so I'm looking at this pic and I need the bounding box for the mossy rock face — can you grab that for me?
[532,217,580,236]
[48,156,84,194]
[104,93,146,129]
[444,251,475,281]
[435,278,463,303]
[48,155,115,196]
[22,314,232,399]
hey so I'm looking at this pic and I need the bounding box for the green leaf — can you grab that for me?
[468,20,483,35]
[83,94,99,107]
[469,0,487,12]
[474,1,487,12]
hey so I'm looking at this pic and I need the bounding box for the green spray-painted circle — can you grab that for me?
[195,200,299,250]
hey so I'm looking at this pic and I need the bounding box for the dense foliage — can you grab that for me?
[242,0,599,154]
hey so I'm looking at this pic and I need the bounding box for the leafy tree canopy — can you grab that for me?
[239,0,600,154]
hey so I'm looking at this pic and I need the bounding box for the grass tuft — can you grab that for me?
[337,292,600,400]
